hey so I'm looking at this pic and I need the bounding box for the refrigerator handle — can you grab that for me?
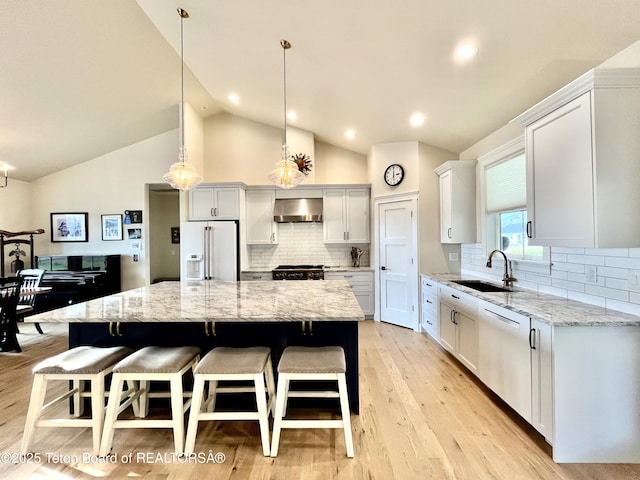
[204,226,210,279]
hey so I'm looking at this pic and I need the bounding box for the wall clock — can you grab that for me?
[384,164,404,186]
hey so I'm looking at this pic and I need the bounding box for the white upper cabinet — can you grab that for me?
[323,188,370,243]
[513,68,640,248]
[434,160,476,244]
[189,185,242,221]
[245,189,278,244]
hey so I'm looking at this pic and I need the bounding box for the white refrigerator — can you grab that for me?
[180,220,238,281]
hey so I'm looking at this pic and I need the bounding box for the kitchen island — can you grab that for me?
[29,279,365,412]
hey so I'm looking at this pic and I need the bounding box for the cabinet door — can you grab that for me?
[189,188,216,220]
[323,189,347,243]
[438,301,456,354]
[456,310,478,374]
[345,189,370,243]
[531,318,553,441]
[212,187,240,220]
[246,190,277,244]
[439,170,453,243]
[478,304,531,420]
[526,91,594,247]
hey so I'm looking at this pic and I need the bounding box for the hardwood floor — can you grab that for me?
[1,320,640,479]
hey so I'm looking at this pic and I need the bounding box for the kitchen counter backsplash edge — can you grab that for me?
[242,266,374,273]
[422,272,640,327]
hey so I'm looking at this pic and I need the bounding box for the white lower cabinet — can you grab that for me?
[478,300,532,422]
[420,276,438,341]
[325,271,374,316]
[438,285,478,375]
[530,318,553,442]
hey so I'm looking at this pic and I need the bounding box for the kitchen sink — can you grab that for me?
[451,280,512,293]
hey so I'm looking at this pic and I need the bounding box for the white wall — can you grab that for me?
[204,112,367,184]
[149,190,180,282]
[28,129,178,291]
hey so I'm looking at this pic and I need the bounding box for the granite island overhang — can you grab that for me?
[29,280,365,412]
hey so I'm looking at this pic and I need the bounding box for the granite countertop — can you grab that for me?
[423,273,640,327]
[28,280,365,323]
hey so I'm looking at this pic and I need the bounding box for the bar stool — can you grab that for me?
[185,346,275,456]
[270,346,354,457]
[99,346,200,456]
[21,345,133,455]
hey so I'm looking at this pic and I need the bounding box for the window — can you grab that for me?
[498,210,543,260]
[479,137,548,264]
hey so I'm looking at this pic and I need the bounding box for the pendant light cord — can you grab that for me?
[281,40,291,152]
[179,8,188,159]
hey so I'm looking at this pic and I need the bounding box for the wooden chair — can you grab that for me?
[16,269,45,334]
[0,277,23,352]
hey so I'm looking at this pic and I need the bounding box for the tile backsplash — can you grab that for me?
[249,222,369,268]
[462,243,640,316]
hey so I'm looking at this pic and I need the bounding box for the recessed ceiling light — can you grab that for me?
[455,44,478,59]
[228,93,240,104]
[345,130,357,139]
[409,113,425,127]
[287,111,297,121]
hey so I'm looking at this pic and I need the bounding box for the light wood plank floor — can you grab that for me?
[1,321,640,479]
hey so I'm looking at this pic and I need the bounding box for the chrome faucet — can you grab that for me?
[486,249,517,288]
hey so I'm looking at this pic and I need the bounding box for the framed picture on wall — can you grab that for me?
[101,214,123,241]
[171,227,180,244]
[50,212,88,242]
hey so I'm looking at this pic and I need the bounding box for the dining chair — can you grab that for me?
[0,276,23,352]
[16,269,45,334]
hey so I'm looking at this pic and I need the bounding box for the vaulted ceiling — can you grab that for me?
[3,0,640,182]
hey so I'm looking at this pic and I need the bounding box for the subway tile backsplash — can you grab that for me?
[249,223,369,268]
[462,243,640,316]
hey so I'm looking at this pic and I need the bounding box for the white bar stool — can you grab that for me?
[270,346,354,457]
[21,346,133,455]
[99,346,200,456]
[185,346,275,456]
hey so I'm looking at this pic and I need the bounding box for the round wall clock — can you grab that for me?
[384,163,404,186]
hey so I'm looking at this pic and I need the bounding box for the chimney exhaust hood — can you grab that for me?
[273,198,323,223]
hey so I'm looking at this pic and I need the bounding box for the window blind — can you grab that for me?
[485,153,526,214]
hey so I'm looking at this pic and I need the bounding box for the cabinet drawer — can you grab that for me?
[421,276,438,296]
[439,284,477,317]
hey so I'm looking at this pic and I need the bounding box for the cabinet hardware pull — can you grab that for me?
[448,227,452,239]
[426,299,432,304]
[425,282,432,287]
[211,208,214,217]
[344,275,353,278]
[116,322,122,337]
[427,320,432,325]
[529,328,536,349]
[526,220,532,239]
[108,322,114,336]
[451,294,460,299]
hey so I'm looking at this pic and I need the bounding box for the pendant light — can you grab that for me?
[163,8,203,191]
[268,40,305,189]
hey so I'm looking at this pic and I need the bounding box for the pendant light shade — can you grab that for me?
[268,40,304,189]
[163,8,202,191]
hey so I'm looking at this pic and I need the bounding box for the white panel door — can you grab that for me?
[378,200,416,329]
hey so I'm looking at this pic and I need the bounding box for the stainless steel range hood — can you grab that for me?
[273,198,323,223]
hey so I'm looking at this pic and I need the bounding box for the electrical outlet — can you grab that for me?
[585,265,597,283]
[629,270,640,291]
[449,252,459,262]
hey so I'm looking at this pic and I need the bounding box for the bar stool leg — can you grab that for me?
[184,375,206,454]
[265,357,276,417]
[270,373,289,457]
[20,375,48,453]
[170,376,186,453]
[90,376,106,454]
[100,374,124,456]
[73,379,84,417]
[338,373,354,458]
[254,372,270,456]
